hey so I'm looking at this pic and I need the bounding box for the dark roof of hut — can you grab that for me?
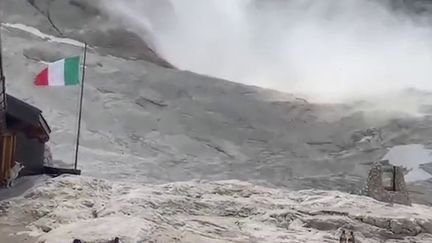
[5,94,51,142]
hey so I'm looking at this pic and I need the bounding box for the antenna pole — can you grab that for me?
[0,0,5,111]
[0,26,7,133]
[0,26,5,91]
[0,16,7,187]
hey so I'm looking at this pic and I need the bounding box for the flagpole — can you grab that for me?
[74,43,87,171]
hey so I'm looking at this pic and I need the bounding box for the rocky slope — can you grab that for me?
[3,0,173,67]
[0,0,431,202]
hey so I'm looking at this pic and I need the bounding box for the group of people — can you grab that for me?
[339,230,355,243]
[73,237,120,243]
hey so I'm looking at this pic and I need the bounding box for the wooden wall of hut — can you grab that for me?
[0,133,16,185]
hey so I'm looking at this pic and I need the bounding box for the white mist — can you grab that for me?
[104,0,432,105]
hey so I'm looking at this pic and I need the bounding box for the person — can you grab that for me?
[347,231,355,243]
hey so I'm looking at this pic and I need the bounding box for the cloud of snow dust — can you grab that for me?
[104,0,432,106]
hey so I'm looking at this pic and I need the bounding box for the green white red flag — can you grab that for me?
[34,56,81,86]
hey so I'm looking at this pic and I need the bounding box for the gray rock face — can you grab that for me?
[8,0,174,67]
[1,0,432,204]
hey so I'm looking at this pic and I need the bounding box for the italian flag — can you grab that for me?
[35,56,81,86]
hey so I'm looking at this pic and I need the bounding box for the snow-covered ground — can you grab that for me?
[2,23,86,48]
[0,175,432,243]
[383,145,432,182]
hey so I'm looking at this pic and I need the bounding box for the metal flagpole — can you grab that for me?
[74,43,87,171]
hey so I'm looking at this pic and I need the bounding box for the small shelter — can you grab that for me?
[0,94,51,185]
[365,161,411,206]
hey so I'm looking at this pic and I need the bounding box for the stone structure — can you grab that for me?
[365,162,411,206]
